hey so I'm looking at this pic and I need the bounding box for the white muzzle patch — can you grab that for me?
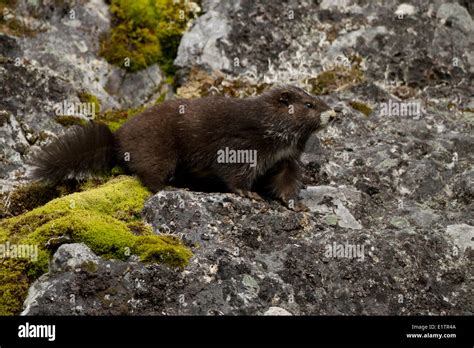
[320,109,336,126]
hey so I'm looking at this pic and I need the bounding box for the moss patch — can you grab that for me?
[55,115,88,127]
[0,181,82,218]
[78,92,101,114]
[155,90,167,104]
[0,0,37,37]
[100,0,199,75]
[349,100,373,117]
[96,105,145,132]
[0,176,192,315]
[308,59,364,95]
[176,67,272,99]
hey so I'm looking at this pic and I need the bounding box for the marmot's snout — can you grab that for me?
[320,109,337,127]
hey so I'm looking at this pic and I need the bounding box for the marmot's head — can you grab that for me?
[261,85,336,142]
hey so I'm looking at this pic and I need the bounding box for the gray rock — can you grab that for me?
[175,7,235,72]
[407,207,441,227]
[0,0,171,189]
[0,53,77,192]
[264,307,293,316]
[20,190,473,315]
[437,3,474,34]
[16,0,167,110]
[22,243,100,315]
[300,186,362,230]
[50,243,100,273]
[446,224,474,255]
[390,217,410,229]
[105,64,165,109]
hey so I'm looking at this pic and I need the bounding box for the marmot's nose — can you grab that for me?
[320,109,337,126]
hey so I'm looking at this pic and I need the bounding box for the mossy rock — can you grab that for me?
[96,105,145,132]
[0,0,38,37]
[0,176,192,315]
[78,92,101,114]
[308,62,364,95]
[55,115,88,127]
[0,181,80,218]
[100,0,198,74]
[349,100,373,117]
[176,67,273,99]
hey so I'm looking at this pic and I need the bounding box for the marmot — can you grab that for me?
[30,86,336,206]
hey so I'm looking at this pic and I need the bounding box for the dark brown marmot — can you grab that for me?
[30,85,335,206]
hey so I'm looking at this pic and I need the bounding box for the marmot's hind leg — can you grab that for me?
[126,152,177,193]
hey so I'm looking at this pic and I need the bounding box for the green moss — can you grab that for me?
[126,220,151,235]
[0,181,81,218]
[0,258,31,315]
[111,165,126,176]
[155,91,167,104]
[55,115,88,127]
[97,105,145,132]
[0,176,192,315]
[134,235,191,265]
[0,0,37,37]
[308,62,364,95]
[100,0,198,74]
[78,92,101,114]
[349,100,373,117]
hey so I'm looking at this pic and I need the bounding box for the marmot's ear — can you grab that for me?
[279,91,291,106]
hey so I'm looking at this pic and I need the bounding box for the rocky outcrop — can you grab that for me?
[22,188,472,315]
[1,0,472,315]
[0,50,77,191]
[14,0,167,110]
[0,0,169,191]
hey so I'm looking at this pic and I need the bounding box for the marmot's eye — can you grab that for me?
[305,103,314,109]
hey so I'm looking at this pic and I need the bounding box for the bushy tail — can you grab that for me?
[29,122,116,183]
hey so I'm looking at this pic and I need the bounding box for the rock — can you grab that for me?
[21,243,99,315]
[0,34,21,58]
[395,4,417,17]
[50,243,99,273]
[104,64,165,109]
[437,3,474,34]
[174,1,237,73]
[452,169,474,204]
[446,224,474,255]
[0,0,171,189]
[0,52,77,192]
[15,0,167,110]
[20,190,472,315]
[390,217,410,229]
[407,207,441,227]
[264,307,292,316]
[300,186,363,230]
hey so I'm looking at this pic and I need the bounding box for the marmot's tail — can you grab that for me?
[29,122,116,183]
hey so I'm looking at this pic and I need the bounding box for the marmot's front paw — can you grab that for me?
[234,189,263,201]
[283,198,309,212]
